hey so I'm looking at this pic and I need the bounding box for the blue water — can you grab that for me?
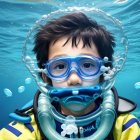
[0,0,140,128]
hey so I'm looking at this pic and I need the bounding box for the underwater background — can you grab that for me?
[0,0,140,129]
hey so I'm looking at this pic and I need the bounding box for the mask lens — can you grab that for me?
[48,59,68,77]
[79,57,100,76]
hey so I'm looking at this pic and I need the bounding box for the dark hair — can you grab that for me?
[33,12,115,82]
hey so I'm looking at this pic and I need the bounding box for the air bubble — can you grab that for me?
[42,15,47,18]
[25,77,32,84]
[4,88,13,97]
[18,86,25,93]
[103,57,109,62]
[134,82,140,89]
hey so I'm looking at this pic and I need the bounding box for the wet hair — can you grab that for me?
[33,12,115,82]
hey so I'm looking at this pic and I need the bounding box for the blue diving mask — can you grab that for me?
[45,55,103,82]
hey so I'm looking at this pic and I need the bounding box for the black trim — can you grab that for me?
[14,104,33,117]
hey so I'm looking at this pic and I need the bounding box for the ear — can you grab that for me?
[42,73,48,82]
[42,73,52,85]
[118,96,136,113]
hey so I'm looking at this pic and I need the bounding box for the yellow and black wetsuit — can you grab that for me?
[0,113,140,140]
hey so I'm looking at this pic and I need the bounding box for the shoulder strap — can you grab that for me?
[9,100,33,123]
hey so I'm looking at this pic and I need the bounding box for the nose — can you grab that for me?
[67,72,82,86]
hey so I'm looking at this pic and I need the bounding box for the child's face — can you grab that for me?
[48,37,100,88]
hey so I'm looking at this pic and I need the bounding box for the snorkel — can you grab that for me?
[23,7,128,140]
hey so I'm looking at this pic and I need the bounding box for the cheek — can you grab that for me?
[82,78,100,86]
[52,78,100,87]
[52,80,67,88]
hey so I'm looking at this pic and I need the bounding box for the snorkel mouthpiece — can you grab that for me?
[48,85,102,112]
[48,85,101,98]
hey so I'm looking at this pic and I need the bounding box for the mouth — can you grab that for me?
[60,95,94,112]
[64,95,92,103]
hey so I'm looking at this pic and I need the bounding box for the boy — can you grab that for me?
[0,12,140,140]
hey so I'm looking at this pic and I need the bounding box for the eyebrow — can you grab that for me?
[50,53,99,59]
[51,54,68,59]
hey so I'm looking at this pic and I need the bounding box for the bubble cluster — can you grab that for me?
[3,77,32,97]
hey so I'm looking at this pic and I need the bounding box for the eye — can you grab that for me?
[83,62,95,69]
[54,64,66,70]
